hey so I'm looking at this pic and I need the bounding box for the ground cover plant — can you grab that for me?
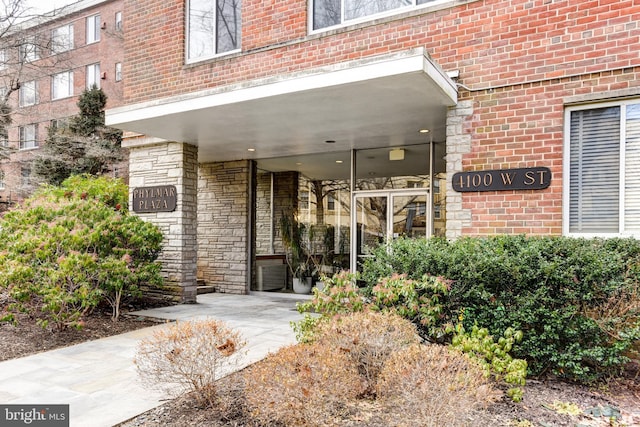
[0,175,164,330]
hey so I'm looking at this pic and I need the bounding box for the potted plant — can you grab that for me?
[279,213,313,294]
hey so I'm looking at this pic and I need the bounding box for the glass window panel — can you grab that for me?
[569,107,620,233]
[86,63,100,89]
[345,0,411,21]
[52,71,73,99]
[52,24,74,54]
[625,104,640,232]
[19,124,37,150]
[355,145,430,190]
[87,15,101,43]
[19,81,37,106]
[313,0,340,30]
[189,0,216,59]
[216,0,241,53]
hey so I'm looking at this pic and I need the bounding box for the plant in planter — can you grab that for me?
[280,213,313,294]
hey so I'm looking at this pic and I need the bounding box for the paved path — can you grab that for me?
[0,292,309,427]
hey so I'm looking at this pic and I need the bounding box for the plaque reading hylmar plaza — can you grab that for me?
[133,185,177,213]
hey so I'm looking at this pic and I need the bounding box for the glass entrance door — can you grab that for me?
[352,190,430,271]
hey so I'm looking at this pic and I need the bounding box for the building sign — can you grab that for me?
[133,185,177,212]
[452,167,551,192]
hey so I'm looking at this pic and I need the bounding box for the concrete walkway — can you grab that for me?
[0,292,309,427]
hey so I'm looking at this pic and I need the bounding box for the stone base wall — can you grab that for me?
[128,141,198,303]
[198,160,253,294]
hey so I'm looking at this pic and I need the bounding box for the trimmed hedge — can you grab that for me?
[361,235,640,383]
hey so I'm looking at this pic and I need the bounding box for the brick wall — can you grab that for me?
[198,160,253,294]
[121,0,640,236]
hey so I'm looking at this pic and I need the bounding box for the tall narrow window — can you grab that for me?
[0,50,6,70]
[566,100,640,235]
[0,170,5,190]
[115,62,122,81]
[115,11,123,31]
[19,124,38,150]
[86,14,101,44]
[21,166,32,187]
[51,24,74,54]
[19,40,39,62]
[187,0,241,62]
[86,63,100,89]
[52,70,73,99]
[19,81,38,107]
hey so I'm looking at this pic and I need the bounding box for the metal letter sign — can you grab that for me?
[452,167,551,192]
[132,185,177,212]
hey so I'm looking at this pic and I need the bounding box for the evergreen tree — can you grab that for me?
[33,85,123,185]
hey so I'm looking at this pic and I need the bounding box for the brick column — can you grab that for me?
[128,141,198,303]
[445,100,473,240]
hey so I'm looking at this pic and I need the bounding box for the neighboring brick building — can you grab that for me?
[0,0,125,208]
[105,0,640,301]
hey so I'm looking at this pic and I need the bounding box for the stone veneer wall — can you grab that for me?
[445,100,473,240]
[198,160,253,294]
[128,141,198,303]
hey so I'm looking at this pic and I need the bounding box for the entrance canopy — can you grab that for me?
[106,48,457,178]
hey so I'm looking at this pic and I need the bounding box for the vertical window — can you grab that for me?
[19,40,39,62]
[115,62,122,81]
[52,71,73,99]
[327,193,336,211]
[86,14,101,43]
[19,124,38,150]
[0,50,6,70]
[115,11,123,31]
[299,189,310,210]
[313,0,438,30]
[19,81,38,107]
[21,166,32,187]
[187,0,241,61]
[0,127,7,147]
[565,100,640,235]
[86,63,100,89]
[51,24,74,54]
[0,170,4,190]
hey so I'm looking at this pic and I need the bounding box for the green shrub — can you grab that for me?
[376,343,500,427]
[361,235,640,383]
[0,175,164,329]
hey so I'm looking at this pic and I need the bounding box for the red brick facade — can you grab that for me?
[0,0,125,207]
[120,0,640,236]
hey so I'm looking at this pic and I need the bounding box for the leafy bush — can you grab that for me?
[135,319,245,407]
[0,175,163,329]
[361,236,640,383]
[313,311,420,396]
[244,343,361,427]
[295,271,450,343]
[376,343,500,427]
[450,321,527,402]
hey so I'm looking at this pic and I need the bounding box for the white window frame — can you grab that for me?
[0,170,5,190]
[309,0,455,32]
[19,124,38,150]
[86,14,101,44]
[86,63,101,89]
[52,70,73,100]
[0,50,6,70]
[563,99,640,237]
[51,24,74,54]
[20,40,39,62]
[115,62,122,81]
[19,80,38,107]
[115,11,123,31]
[186,0,241,63]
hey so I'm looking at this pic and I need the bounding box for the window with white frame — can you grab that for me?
[19,40,39,62]
[187,0,241,62]
[52,70,73,99]
[86,14,101,43]
[0,170,4,190]
[115,11,122,31]
[115,62,122,81]
[0,50,6,70]
[51,24,74,54]
[312,0,440,30]
[0,127,7,147]
[19,124,38,150]
[86,63,100,89]
[19,80,38,107]
[565,100,640,236]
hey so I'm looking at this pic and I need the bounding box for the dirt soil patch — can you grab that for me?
[117,361,640,427]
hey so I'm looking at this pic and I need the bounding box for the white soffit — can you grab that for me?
[106,48,457,164]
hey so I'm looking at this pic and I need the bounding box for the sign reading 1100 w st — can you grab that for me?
[133,185,177,212]
[452,167,551,192]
